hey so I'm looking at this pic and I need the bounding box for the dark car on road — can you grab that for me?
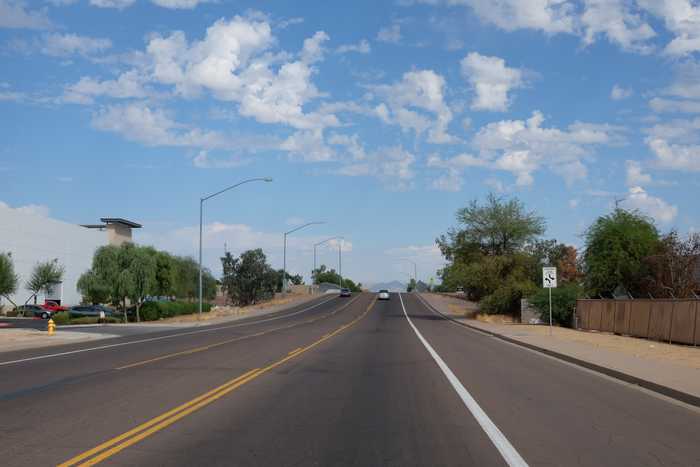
[339,288,352,297]
[15,304,53,319]
[69,305,121,318]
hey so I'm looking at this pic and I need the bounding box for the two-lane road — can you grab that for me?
[0,292,698,466]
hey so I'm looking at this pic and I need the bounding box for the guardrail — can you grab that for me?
[576,299,699,345]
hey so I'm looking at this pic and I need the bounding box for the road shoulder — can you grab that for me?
[419,292,700,407]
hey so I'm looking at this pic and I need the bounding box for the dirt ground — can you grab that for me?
[0,328,111,353]
[151,292,316,324]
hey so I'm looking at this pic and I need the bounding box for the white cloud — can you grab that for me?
[376,23,401,44]
[622,186,677,224]
[644,116,700,172]
[460,52,524,112]
[638,0,700,56]
[458,0,576,34]
[429,111,622,188]
[371,69,456,143]
[581,0,656,53]
[336,146,416,190]
[0,201,50,217]
[569,198,579,208]
[649,97,700,113]
[280,129,335,162]
[89,0,135,8]
[63,71,149,104]
[336,39,371,54]
[611,84,633,100]
[91,102,229,149]
[144,17,337,131]
[192,151,250,169]
[150,0,212,9]
[384,244,446,281]
[625,160,651,186]
[41,33,112,57]
[0,1,51,29]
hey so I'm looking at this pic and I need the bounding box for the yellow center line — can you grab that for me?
[116,294,363,370]
[60,294,375,467]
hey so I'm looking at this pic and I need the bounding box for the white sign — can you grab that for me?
[542,267,557,288]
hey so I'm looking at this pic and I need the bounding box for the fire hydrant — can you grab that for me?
[47,318,56,336]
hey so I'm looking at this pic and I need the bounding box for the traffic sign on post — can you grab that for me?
[542,267,557,288]
[542,267,557,335]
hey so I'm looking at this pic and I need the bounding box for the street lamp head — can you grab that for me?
[263,177,273,182]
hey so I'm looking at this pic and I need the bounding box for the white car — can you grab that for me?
[378,289,390,300]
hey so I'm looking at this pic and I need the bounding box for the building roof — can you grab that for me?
[100,218,142,228]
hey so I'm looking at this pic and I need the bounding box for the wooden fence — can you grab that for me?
[576,299,700,345]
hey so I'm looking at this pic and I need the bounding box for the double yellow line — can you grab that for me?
[59,296,377,467]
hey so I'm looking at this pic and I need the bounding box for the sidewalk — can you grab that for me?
[420,293,700,402]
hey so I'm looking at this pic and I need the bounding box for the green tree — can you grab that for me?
[221,249,276,306]
[26,260,64,304]
[129,247,157,322]
[0,252,18,307]
[406,278,417,292]
[145,248,177,298]
[529,283,582,327]
[583,209,660,297]
[76,270,110,304]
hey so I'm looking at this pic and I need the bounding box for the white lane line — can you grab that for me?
[0,296,338,367]
[398,293,529,467]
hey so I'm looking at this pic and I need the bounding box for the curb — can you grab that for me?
[416,293,700,409]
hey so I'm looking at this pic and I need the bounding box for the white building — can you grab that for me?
[0,204,141,308]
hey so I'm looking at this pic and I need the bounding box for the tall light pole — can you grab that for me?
[313,236,343,286]
[399,258,417,291]
[283,221,324,292]
[199,177,273,317]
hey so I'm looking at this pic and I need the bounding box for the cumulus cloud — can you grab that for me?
[192,151,250,169]
[428,111,623,188]
[89,0,135,8]
[460,52,524,112]
[336,146,416,190]
[63,71,149,104]
[0,1,51,29]
[638,0,700,56]
[644,116,700,172]
[371,69,456,143]
[625,160,651,186]
[143,16,337,131]
[581,0,656,53]
[611,84,633,100]
[150,0,212,8]
[622,186,677,224]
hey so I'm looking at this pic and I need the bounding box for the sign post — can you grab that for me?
[542,267,557,335]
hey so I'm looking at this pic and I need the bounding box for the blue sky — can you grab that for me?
[1,0,699,286]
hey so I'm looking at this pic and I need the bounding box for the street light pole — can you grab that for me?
[198,177,273,318]
[283,221,325,293]
[338,239,342,289]
[399,258,418,291]
[313,236,343,291]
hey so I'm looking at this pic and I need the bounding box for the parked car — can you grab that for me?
[69,305,121,318]
[339,288,352,297]
[15,304,52,319]
[378,290,390,300]
[42,301,68,312]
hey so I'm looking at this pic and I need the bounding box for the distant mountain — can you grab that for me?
[367,280,406,292]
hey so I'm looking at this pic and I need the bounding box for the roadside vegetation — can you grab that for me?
[0,252,19,308]
[312,264,362,292]
[78,243,217,321]
[435,194,700,326]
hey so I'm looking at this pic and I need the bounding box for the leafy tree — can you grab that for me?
[643,231,700,298]
[145,248,177,298]
[583,209,660,297]
[406,278,417,292]
[312,264,361,292]
[0,252,18,307]
[438,193,545,259]
[77,270,110,304]
[128,247,157,322]
[26,260,64,303]
[221,249,276,306]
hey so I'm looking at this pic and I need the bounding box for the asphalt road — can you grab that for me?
[0,292,698,466]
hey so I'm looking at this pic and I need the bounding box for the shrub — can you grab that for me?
[138,301,211,321]
[52,311,70,325]
[529,284,582,327]
[480,279,537,315]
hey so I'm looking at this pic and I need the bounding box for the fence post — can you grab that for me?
[646,299,653,340]
[693,301,698,348]
[669,301,675,344]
